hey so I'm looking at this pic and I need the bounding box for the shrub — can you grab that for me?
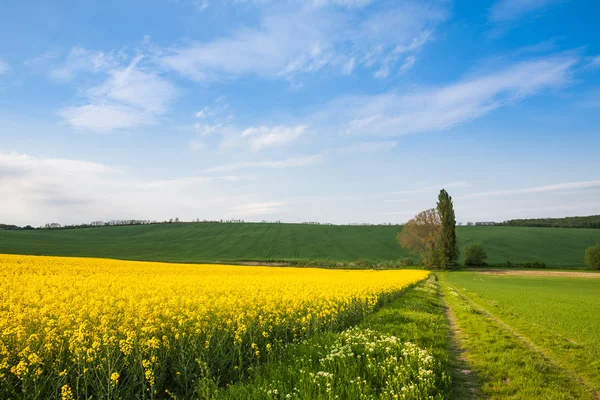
[505,260,546,268]
[585,243,600,270]
[355,258,374,269]
[523,260,546,268]
[464,243,487,266]
[398,257,414,267]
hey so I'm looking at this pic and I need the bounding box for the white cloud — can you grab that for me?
[590,56,600,67]
[137,174,255,189]
[195,107,211,118]
[331,55,576,137]
[194,0,209,11]
[50,47,125,81]
[339,141,397,153]
[189,139,206,151]
[381,210,420,216]
[228,201,285,216]
[489,0,563,23]
[311,0,374,7]
[0,152,269,225]
[59,56,177,131]
[399,55,416,74]
[0,152,119,224]
[393,181,471,195]
[241,125,306,151]
[159,1,447,82]
[203,154,323,172]
[342,57,355,75]
[194,123,225,136]
[0,58,9,74]
[458,180,600,200]
[59,104,154,131]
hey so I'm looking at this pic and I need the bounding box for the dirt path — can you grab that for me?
[446,281,600,400]
[438,282,482,399]
[473,269,600,278]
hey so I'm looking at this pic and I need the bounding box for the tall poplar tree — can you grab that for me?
[437,189,459,267]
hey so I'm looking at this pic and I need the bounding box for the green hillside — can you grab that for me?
[0,223,599,266]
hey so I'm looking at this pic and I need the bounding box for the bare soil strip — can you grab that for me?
[439,287,482,400]
[473,269,600,278]
[446,282,600,400]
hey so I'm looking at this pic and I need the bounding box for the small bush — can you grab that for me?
[399,257,414,267]
[585,243,600,270]
[503,260,546,268]
[464,243,487,266]
[523,260,546,268]
[355,258,374,269]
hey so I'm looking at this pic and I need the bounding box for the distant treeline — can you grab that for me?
[504,215,600,229]
[2,215,600,231]
[1,219,402,230]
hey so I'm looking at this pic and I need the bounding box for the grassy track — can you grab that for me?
[440,272,600,399]
[1,223,600,266]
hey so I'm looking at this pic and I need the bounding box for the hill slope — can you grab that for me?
[1,223,599,266]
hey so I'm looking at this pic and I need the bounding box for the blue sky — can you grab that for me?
[1,0,599,226]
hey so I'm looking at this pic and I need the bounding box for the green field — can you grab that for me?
[441,272,600,399]
[1,223,600,266]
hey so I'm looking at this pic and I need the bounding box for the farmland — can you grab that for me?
[1,223,600,266]
[440,272,600,399]
[2,253,600,399]
[0,254,431,399]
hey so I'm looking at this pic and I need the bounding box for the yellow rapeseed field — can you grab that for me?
[0,254,428,399]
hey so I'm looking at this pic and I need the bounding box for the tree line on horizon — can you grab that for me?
[1,215,599,232]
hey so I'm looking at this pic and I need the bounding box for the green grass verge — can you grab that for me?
[444,272,600,396]
[440,272,598,399]
[201,275,458,399]
[1,223,600,266]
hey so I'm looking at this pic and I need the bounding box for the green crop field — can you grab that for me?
[441,271,600,399]
[1,223,599,266]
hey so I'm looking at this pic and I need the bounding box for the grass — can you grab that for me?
[217,275,460,399]
[440,272,600,399]
[1,223,600,266]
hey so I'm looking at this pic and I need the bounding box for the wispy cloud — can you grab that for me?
[339,141,397,153]
[50,47,126,81]
[489,0,564,23]
[203,154,323,172]
[393,181,471,195]
[59,55,177,131]
[458,180,600,199]
[159,0,447,82]
[326,55,576,137]
[381,210,420,216]
[0,151,264,225]
[137,174,255,189]
[0,58,9,74]
[241,125,306,151]
[228,201,285,216]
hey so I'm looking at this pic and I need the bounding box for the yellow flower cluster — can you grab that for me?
[0,254,428,398]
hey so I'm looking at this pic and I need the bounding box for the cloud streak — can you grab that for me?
[203,154,323,172]
[59,56,177,131]
[159,0,447,82]
[0,58,9,74]
[489,0,563,23]
[322,55,576,137]
[458,180,600,199]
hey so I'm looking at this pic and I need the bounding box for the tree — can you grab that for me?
[464,243,487,266]
[437,189,459,267]
[397,209,442,268]
[585,243,600,270]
